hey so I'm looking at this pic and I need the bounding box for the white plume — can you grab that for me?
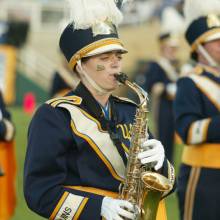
[160,7,185,35]
[68,0,123,29]
[184,0,220,26]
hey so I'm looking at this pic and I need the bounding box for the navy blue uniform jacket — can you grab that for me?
[24,83,175,219]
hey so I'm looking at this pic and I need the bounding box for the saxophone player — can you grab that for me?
[24,1,175,219]
[174,0,220,219]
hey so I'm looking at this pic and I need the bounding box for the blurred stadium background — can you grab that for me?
[0,0,190,219]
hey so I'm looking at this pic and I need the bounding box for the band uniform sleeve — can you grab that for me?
[206,115,220,142]
[24,104,103,219]
[0,91,15,141]
[174,77,218,144]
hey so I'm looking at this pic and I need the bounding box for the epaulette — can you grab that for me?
[112,95,137,106]
[193,65,203,75]
[46,95,82,107]
[180,65,203,78]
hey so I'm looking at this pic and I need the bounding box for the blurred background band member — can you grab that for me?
[24,0,175,219]
[136,7,184,162]
[0,91,16,220]
[50,54,78,98]
[174,0,220,219]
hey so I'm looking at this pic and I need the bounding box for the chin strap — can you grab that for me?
[76,60,110,95]
[197,44,218,67]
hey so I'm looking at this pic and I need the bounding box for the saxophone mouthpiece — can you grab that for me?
[114,72,128,84]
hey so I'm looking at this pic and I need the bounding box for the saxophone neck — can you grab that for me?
[126,80,148,107]
[114,73,149,107]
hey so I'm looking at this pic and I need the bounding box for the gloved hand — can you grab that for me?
[166,83,177,97]
[138,139,165,170]
[101,197,136,220]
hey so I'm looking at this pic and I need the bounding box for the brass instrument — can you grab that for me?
[114,73,173,220]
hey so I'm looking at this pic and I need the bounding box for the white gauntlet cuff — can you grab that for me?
[3,119,15,141]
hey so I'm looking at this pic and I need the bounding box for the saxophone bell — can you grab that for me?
[141,171,173,192]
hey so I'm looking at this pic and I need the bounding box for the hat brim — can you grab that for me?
[204,31,220,43]
[84,44,128,57]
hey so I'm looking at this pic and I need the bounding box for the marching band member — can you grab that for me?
[174,0,220,219]
[24,1,175,219]
[0,91,16,220]
[137,7,184,162]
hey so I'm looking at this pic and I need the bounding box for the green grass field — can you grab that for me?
[9,106,183,220]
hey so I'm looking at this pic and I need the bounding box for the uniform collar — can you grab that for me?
[74,82,104,119]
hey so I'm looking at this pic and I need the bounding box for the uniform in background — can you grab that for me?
[0,91,16,220]
[174,0,220,219]
[50,71,72,97]
[50,55,79,98]
[136,7,184,161]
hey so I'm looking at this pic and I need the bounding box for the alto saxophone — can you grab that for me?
[114,73,173,220]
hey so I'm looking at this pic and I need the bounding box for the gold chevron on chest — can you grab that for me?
[189,74,220,111]
[58,103,125,181]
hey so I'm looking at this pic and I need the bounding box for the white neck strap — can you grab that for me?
[197,44,218,67]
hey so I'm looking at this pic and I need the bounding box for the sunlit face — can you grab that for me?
[202,39,220,64]
[81,51,123,91]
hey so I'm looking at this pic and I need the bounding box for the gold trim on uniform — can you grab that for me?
[183,167,201,220]
[46,95,82,106]
[191,28,220,51]
[73,198,89,220]
[49,192,69,220]
[53,89,72,98]
[187,118,211,144]
[57,103,125,181]
[70,120,124,182]
[65,186,167,220]
[52,193,88,220]
[116,124,131,140]
[201,64,220,77]
[79,107,105,132]
[64,186,118,198]
[188,74,220,110]
[121,142,129,154]
[156,200,167,220]
[182,144,220,168]
[69,38,124,69]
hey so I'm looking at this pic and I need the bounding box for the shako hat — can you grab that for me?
[59,0,127,70]
[159,6,184,47]
[184,0,220,59]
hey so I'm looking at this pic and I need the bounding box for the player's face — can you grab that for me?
[161,44,179,61]
[203,39,220,64]
[81,51,123,91]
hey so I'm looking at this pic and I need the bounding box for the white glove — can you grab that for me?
[101,197,136,220]
[166,83,177,97]
[138,139,165,170]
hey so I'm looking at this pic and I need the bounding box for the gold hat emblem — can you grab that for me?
[92,20,117,36]
[207,14,220,28]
